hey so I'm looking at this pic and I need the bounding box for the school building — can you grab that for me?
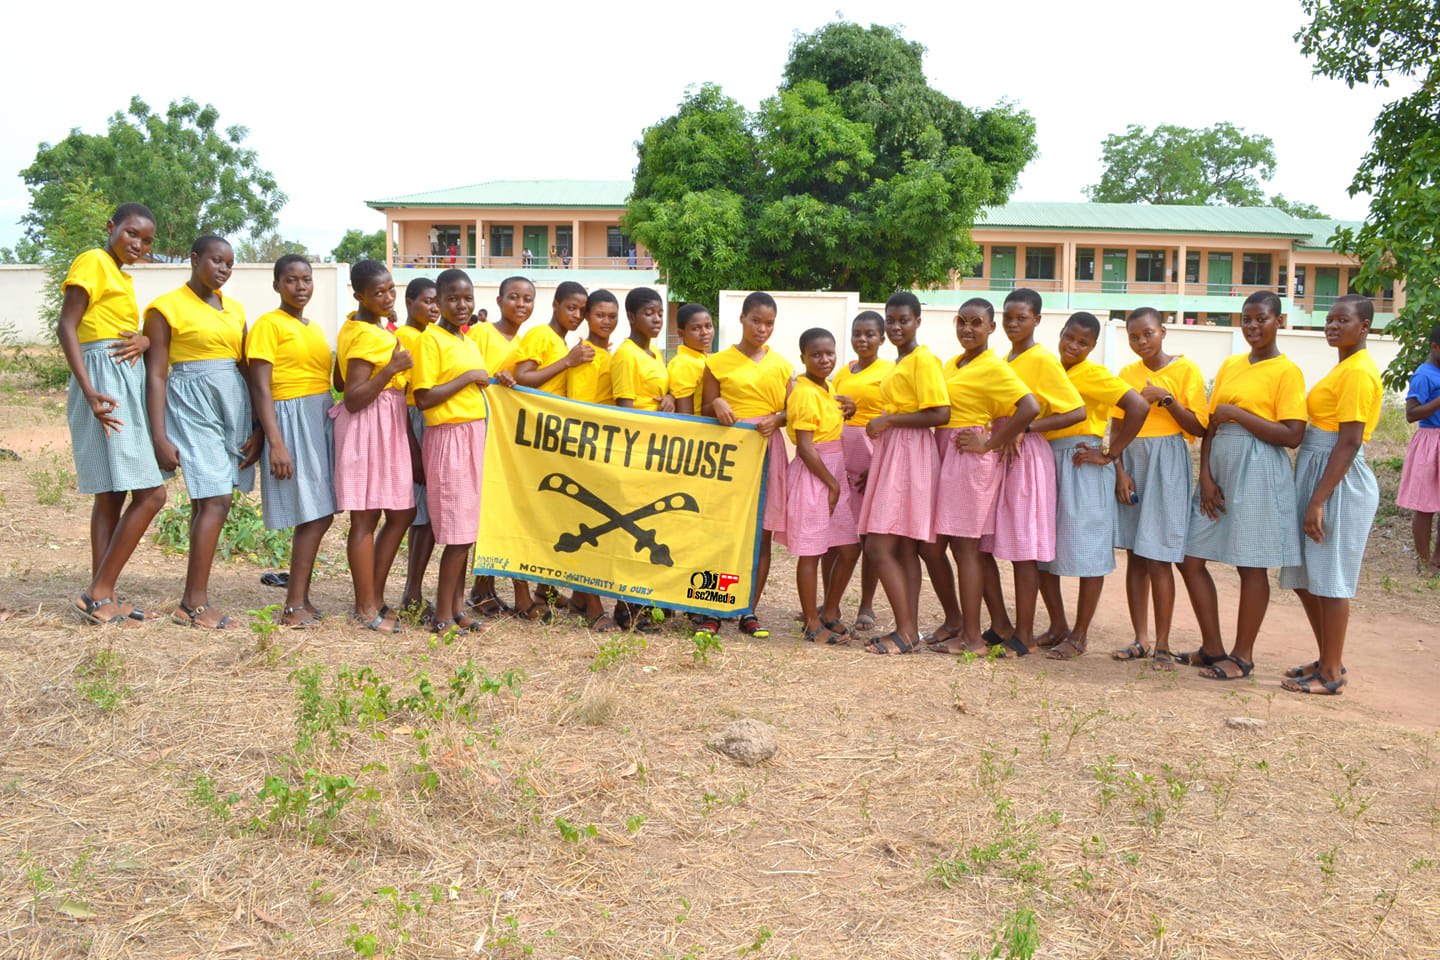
[365,180,1396,330]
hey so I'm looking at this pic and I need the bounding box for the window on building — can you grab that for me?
[1293,266,1306,296]
[1185,252,1201,284]
[1242,253,1272,286]
[490,225,514,258]
[1075,247,1095,281]
[1024,246,1056,280]
[1209,313,1232,326]
[555,226,573,258]
[1108,310,1127,322]
[1279,265,1288,296]
[1135,249,1166,283]
[607,227,633,258]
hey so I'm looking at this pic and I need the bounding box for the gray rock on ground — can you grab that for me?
[710,719,777,766]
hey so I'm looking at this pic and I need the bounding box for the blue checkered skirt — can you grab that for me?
[66,340,164,494]
[1113,433,1193,563]
[1185,423,1301,568]
[259,391,336,530]
[408,405,429,526]
[165,359,255,500]
[1040,435,1116,577]
[1279,429,1379,598]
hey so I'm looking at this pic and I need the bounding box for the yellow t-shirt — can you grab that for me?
[337,318,407,394]
[1210,353,1308,423]
[833,358,894,427]
[611,339,668,411]
[1306,349,1383,441]
[705,345,793,417]
[941,350,1029,429]
[147,284,246,363]
[667,344,708,409]
[512,324,571,396]
[246,310,332,401]
[412,325,487,426]
[878,346,948,415]
[1007,344,1083,418]
[1113,356,1209,439]
[1047,359,1131,440]
[393,323,427,405]
[64,248,139,343]
[568,344,614,405]
[786,375,844,444]
[467,321,521,376]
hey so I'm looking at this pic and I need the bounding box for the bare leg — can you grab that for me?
[180,493,233,626]
[371,507,415,609]
[1124,549,1151,649]
[1048,576,1103,659]
[1011,560,1040,652]
[347,509,384,620]
[283,515,332,626]
[401,522,436,610]
[858,538,879,613]
[797,555,821,634]
[89,491,124,579]
[1147,559,1176,655]
[821,543,860,633]
[1035,569,1070,647]
[864,533,921,650]
[83,486,167,620]
[919,536,962,642]
[1177,554,1225,659]
[436,543,472,624]
[1230,565,1271,666]
[934,537,989,653]
[978,550,1014,638]
[1283,589,1347,690]
[1415,511,1438,571]
[755,530,773,603]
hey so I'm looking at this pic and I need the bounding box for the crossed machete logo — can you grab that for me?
[539,472,698,567]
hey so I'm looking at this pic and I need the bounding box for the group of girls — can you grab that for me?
[55,204,1400,695]
[820,285,1389,696]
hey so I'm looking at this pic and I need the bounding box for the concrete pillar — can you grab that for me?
[475,219,485,268]
[572,219,581,267]
[385,214,394,270]
[1061,241,1074,308]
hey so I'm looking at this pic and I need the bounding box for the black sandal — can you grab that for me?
[467,593,514,618]
[820,618,851,645]
[351,608,400,634]
[853,609,878,632]
[172,602,236,630]
[284,605,322,629]
[996,636,1031,658]
[1176,648,1227,667]
[587,613,622,633]
[74,593,129,626]
[864,631,921,655]
[1111,640,1149,661]
[1198,654,1254,681]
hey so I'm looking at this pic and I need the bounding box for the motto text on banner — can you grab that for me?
[473,387,768,616]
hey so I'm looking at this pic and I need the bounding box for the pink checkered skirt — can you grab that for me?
[934,426,1003,540]
[741,415,788,534]
[841,424,873,526]
[783,440,859,557]
[1397,427,1440,513]
[331,388,415,512]
[980,425,1056,562]
[421,418,487,545]
[857,426,938,541]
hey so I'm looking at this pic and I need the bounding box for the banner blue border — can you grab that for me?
[472,385,770,618]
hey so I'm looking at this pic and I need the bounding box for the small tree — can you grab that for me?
[330,229,387,264]
[1084,123,1276,206]
[235,233,308,264]
[1269,194,1330,219]
[41,179,113,338]
[1297,0,1440,388]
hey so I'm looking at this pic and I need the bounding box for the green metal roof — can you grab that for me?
[977,201,1314,238]
[1294,218,1364,251]
[367,179,630,210]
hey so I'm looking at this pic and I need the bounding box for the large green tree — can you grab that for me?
[623,21,1037,304]
[331,228,387,264]
[1297,0,1440,389]
[1084,123,1276,206]
[20,96,286,261]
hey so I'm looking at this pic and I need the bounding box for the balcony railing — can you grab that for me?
[395,254,655,271]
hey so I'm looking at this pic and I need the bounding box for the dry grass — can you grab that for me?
[2,388,1439,960]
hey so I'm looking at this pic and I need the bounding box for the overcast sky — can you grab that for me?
[1,1,1401,256]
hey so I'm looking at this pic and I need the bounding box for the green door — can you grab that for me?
[523,226,548,267]
[1314,268,1340,310]
[1101,249,1128,293]
[1207,252,1233,293]
[989,246,1016,291]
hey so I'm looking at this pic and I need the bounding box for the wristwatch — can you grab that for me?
[1158,394,1175,408]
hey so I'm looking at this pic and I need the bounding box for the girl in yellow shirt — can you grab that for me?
[1178,291,1307,680]
[702,291,794,639]
[1278,295,1384,695]
[143,235,260,629]
[786,329,860,645]
[855,292,950,654]
[566,290,619,407]
[513,281,593,396]
[395,278,440,620]
[413,269,492,636]
[1108,308,1208,668]
[58,202,166,625]
[333,260,417,634]
[668,304,714,415]
[831,310,892,633]
[246,255,337,629]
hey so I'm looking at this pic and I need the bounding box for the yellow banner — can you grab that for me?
[474,386,768,615]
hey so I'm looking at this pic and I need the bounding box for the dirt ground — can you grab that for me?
[1,384,1438,960]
